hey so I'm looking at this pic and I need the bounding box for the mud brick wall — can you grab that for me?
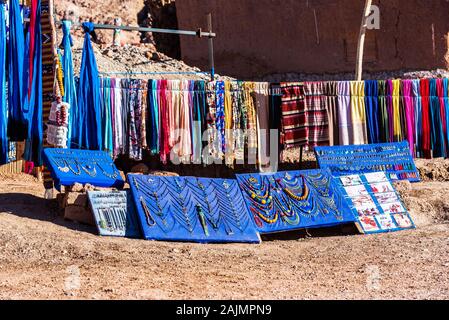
[176,0,449,79]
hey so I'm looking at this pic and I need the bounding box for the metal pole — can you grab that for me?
[207,13,215,81]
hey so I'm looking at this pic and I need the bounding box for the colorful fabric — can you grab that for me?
[364,80,380,144]
[303,82,329,148]
[280,82,306,148]
[325,81,339,146]
[350,81,367,145]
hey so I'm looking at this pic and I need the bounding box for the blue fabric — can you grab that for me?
[444,79,449,158]
[23,0,43,165]
[77,22,102,150]
[147,80,159,154]
[412,80,422,157]
[7,0,28,141]
[429,79,445,158]
[365,80,380,144]
[61,20,78,148]
[0,4,8,165]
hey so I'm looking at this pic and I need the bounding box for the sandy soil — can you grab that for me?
[0,172,448,300]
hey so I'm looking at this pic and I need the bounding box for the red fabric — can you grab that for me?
[420,79,431,159]
[280,83,307,148]
[28,0,38,98]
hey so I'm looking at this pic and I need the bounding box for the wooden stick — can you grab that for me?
[355,0,373,81]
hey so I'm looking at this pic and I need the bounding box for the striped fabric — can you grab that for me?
[280,82,307,149]
[303,82,329,148]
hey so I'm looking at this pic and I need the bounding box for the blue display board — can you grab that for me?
[87,191,141,238]
[43,148,125,191]
[236,170,355,234]
[336,172,415,234]
[128,174,261,243]
[314,141,420,182]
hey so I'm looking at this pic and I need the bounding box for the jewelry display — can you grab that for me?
[128,174,261,243]
[236,170,355,234]
[315,141,420,182]
[43,148,125,191]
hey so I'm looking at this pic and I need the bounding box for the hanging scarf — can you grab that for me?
[215,80,226,154]
[377,80,389,143]
[77,22,102,150]
[364,80,379,144]
[147,80,159,155]
[303,81,329,148]
[8,0,28,141]
[159,79,170,163]
[61,20,77,147]
[429,79,445,158]
[391,79,402,141]
[420,79,431,158]
[337,81,352,145]
[402,80,415,156]
[350,81,367,145]
[254,82,270,170]
[443,79,449,158]
[412,80,422,157]
[325,81,339,146]
[0,4,7,164]
[192,80,206,163]
[437,79,447,157]
[23,0,43,165]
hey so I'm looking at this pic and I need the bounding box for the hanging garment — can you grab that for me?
[77,22,102,150]
[364,80,380,144]
[100,78,113,155]
[147,79,159,155]
[402,80,416,156]
[192,80,206,163]
[8,0,28,141]
[377,80,389,143]
[412,80,422,157]
[158,79,170,163]
[429,79,445,158]
[350,81,368,145]
[325,81,339,146]
[224,81,234,165]
[23,0,43,165]
[61,20,77,147]
[280,82,307,149]
[127,79,146,161]
[0,3,7,164]
[254,82,270,170]
[303,82,329,148]
[420,79,432,158]
[437,78,447,157]
[215,80,226,155]
[232,81,245,163]
[337,81,352,145]
[391,79,403,142]
[443,79,449,158]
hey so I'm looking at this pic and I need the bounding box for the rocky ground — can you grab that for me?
[0,159,449,300]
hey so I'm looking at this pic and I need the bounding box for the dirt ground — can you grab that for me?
[0,165,449,300]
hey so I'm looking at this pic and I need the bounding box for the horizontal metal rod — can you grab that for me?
[54,20,216,38]
[99,71,211,76]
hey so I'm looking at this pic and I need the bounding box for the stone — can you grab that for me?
[64,205,95,226]
[64,192,88,207]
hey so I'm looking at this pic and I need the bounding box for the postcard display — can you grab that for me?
[87,191,141,238]
[236,170,356,234]
[336,172,415,234]
[127,174,261,243]
[314,141,420,182]
[43,148,125,191]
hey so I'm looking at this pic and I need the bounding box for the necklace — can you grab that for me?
[140,196,156,227]
[54,158,70,173]
[96,162,119,179]
[174,178,194,233]
[67,160,82,175]
[78,160,97,177]
[196,204,210,236]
